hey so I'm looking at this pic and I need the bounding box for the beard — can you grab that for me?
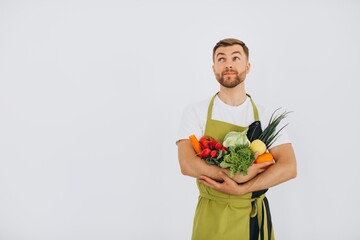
[215,70,247,88]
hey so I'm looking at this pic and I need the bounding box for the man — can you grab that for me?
[176,38,297,240]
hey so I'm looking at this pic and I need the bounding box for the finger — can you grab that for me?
[198,179,213,188]
[199,176,222,189]
[258,168,266,173]
[199,179,220,190]
[257,161,274,168]
[256,162,274,173]
[219,171,235,184]
[254,151,259,159]
[199,175,213,182]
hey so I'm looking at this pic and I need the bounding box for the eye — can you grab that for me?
[218,57,225,62]
[233,56,240,61]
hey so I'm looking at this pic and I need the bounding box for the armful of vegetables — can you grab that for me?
[219,130,255,177]
[189,108,291,178]
[218,109,291,177]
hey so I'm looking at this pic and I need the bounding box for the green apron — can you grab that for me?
[192,94,275,240]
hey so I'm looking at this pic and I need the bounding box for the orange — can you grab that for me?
[254,152,274,163]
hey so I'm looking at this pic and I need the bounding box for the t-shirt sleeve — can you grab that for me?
[176,104,203,144]
[261,106,291,149]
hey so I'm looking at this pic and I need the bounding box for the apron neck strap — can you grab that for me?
[206,94,217,121]
[246,93,259,121]
[207,93,259,121]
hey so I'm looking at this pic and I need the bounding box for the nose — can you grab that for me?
[225,61,233,69]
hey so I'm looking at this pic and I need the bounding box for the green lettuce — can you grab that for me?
[220,144,255,177]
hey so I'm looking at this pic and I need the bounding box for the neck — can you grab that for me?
[218,83,247,106]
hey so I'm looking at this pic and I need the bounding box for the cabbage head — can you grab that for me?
[222,129,250,147]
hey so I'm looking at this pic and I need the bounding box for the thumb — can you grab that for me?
[258,161,274,168]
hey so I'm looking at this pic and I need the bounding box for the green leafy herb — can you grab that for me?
[220,144,255,177]
[259,108,292,149]
[204,150,225,166]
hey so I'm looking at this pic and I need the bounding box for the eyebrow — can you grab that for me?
[216,53,225,58]
[216,51,242,58]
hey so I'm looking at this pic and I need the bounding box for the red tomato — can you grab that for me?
[200,149,211,158]
[199,136,215,149]
[210,150,218,158]
[215,142,223,150]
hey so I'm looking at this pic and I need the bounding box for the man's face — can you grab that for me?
[212,45,250,88]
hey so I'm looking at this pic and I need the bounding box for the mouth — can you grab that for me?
[223,71,237,75]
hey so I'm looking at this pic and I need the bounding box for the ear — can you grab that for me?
[212,64,215,73]
[246,62,251,74]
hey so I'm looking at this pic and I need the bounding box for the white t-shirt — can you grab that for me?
[177,95,291,149]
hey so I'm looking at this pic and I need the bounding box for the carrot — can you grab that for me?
[254,152,274,163]
[189,134,202,154]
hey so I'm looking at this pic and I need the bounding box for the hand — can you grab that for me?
[198,160,274,195]
[198,171,244,195]
[232,161,274,183]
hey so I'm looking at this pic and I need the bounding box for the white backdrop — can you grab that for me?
[1,1,360,239]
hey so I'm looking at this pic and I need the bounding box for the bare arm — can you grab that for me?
[177,139,222,180]
[177,139,273,183]
[198,143,297,195]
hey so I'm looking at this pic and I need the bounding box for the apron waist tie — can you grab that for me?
[199,192,266,232]
[250,194,266,236]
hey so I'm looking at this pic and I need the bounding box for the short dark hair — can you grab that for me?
[213,38,249,62]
